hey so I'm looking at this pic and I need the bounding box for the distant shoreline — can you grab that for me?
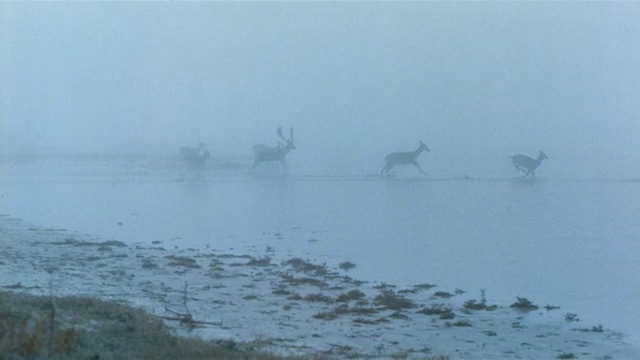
[2,153,640,182]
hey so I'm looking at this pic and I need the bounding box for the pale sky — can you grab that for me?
[1,2,639,178]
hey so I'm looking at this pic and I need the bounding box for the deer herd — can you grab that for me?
[196,126,549,178]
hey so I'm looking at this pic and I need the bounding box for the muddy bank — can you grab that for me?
[1,216,639,359]
[0,290,282,360]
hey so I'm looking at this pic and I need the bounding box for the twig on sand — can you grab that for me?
[47,274,57,358]
[160,282,222,329]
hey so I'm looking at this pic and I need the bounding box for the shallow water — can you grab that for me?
[1,155,639,344]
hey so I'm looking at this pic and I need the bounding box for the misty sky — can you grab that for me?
[1,2,639,178]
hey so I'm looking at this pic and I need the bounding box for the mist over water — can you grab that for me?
[2,2,640,179]
[2,1,640,348]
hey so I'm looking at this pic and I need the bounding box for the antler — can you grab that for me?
[277,127,286,141]
[289,127,294,141]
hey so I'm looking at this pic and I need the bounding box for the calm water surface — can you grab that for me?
[1,155,639,344]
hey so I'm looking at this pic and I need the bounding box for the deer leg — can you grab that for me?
[249,160,259,171]
[513,164,528,176]
[281,160,289,172]
[413,160,428,176]
[381,163,392,176]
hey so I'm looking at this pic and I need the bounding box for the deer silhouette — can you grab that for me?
[381,141,430,176]
[250,127,296,171]
[179,143,210,168]
[509,150,548,178]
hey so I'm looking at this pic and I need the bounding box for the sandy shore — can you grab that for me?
[1,215,639,359]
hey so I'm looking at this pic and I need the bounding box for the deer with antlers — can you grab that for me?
[509,150,548,178]
[250,127,296,171]
[381,140,431,176]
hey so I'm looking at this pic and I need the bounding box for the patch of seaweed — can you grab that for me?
[140,258,159,270]
[564,313,579,322]
[373,289,415,310]
[313,304,378,321]
[48,238,127,248]
[338,261,356,272]
[453,319,472,327]
[282,258,329,277]
[414,283,437,291]
[336,289,366,303]
[510,297,539,312]
[433,291,454,299]
[417,306,455,320]
[165,255,201,269]
[577,324,604,333]
[245,257,272,267]
[463,299,498,311]
[281,274,327,288]
[556,352,576,359]
[304,293,334,304]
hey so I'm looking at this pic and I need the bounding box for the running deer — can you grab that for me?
[509,150,548,178]
[179,142,210,168]
[381,140,431,176]
[250,127,296,171]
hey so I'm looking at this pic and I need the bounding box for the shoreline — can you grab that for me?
[1,215,639,359]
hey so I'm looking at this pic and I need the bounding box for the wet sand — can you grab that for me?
[1,215,639,359]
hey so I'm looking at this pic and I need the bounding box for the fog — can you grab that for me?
[2,2,639,179]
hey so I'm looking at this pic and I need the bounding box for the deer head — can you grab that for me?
[419,140,431,152]
[538,150,548,161]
